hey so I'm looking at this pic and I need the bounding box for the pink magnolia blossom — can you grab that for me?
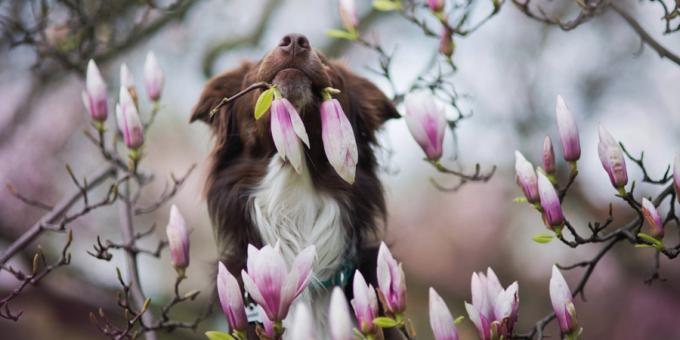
[270,98,310,174]
[339,0,358,31]
[320,97,358,184]
[290,305,315,339]
[537,171,564,228]
[329,287,353,340]
[404,93,447,161]
[376,242,407,315]
[555,95,581,162]
[351,270,378,334]
[216,262,247,332]
[543,136,556,175]
[465,268,519,340]
[642,198,664,239]
[165,205,189,269]
[550,265,579,336]
[115,86,144,149]
[241,242,315,322]
[144,51,164,102]
[82,59,108,122]
[429,287,458,340]
[515,151,539,204]
[428,0,446,12]
[597,125,628,190]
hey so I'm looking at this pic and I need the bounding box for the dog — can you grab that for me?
[190,33,399,336]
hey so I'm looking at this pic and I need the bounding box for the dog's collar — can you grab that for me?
[316,259,355,289]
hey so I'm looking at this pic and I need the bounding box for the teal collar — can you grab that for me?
[317,259,355,289]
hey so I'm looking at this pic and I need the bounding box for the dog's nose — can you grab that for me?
[278,33,310,56]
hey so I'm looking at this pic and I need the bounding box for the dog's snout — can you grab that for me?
[278,33,310,56]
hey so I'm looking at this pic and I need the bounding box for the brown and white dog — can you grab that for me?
[190,33,399,335]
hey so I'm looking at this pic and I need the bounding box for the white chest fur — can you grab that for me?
[249,157,349,334]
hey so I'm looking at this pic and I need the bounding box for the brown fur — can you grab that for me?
[190,35,399,298]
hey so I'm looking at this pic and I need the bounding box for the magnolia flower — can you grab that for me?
[320,96,358,184]
[166,205,189,270]
[351,270,378,335]
[329,287,353,340]
[290,305,315,339]
[116,86,144,149]
[642,198,664,239]
[429,288,458,340]
[120,63,135,93]
[217,262,247,332]
[261,315,276,339]
[377,242,407,315]
[550,265,579,337]
[537,171,564,229]
[339,0,358,32]
[404,93,447,161]
[144,51,164,102]
[515,151,539,204]
[543,136,556,175]
[270,98,310,174]
[428,0,446,12]
[674,155,680,202]
[465,268,519,340]
[555,95,581,163]
[597,125,628,190]
[439,25,454,58]
[241,243,315,322]
[82,59,108,122]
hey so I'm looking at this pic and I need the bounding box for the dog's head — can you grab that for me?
[190,33,399,162]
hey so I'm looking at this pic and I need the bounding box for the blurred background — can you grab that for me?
[1,0,680,339]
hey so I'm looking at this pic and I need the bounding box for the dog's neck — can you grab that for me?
[249,155,351,283]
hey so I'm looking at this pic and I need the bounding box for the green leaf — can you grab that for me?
[532,233,554,244]
[372,0,402,11]
[205,331,235,340]
[373,316,400,328]
[325,29,357,40]
[634,244,654,248]
[513,196,528,203]
[637,233,662,248]
[453,315,465,325]
[254,88,274,120]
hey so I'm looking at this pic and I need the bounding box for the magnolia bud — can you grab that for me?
[376,242,407,315]
[555,95,581,163]
[120,63,137,104]
[642,198,664,240]
[429,287,458,340]
[515,151,539,204]
[550,266,580,337]
[329,287,353,340]
[339,0,358,32]
[404,93,447,161]
[428,0,446,12]
[543,136,556,175]
[115,86,144,150]
[82,59,108,122]
[144,51,164,102]
[216,262,247,332]
[597,125,627,191]
[537,171,564,229]
[166,205,190,270]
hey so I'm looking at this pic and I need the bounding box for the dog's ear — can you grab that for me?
[190,61,253,124]
[331,62,400,132]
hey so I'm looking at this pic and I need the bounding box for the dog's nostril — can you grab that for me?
[279,36,292,47]
[278,34,311,54]
[297,36,309,49]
